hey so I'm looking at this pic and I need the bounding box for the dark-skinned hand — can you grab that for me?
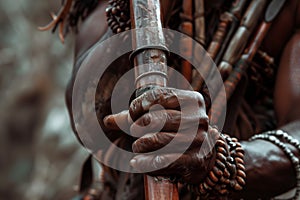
[104,87,218,184]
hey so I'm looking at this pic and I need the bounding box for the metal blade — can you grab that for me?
[265,0,287,22]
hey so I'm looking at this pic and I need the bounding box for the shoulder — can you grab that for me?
[75,0,109,59]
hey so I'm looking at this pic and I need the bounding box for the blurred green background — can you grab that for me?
[0,1,90,199]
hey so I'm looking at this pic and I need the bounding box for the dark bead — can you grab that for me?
[229,141,237,148]
[236,176,246,186]
[216,159,226,169]
[110,21,117,27]
[217,147,227,155]
[227,156,235,164]
[219,189,229,195]
[229,180,237,188]
[237,170,246,179]
[212,166,223,177]
[216,139,227,148]
[235,157,244,164]
[203,182,212,191]
[227,163,237,177]
[120,12,127,21]
[107,18,114,25]
[235,147,245,154]
[236,142,242,148]
[235,152,244,159]
[237,163,245,171]
[112,28,119,33]
[199,184,207,194]
[220,176,230,184]
[206,177,216,187]
[209,171,219,182]
[224,168,231,178]
[217,152,227,161]
[234,183,243,191]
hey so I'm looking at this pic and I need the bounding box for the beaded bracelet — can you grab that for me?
[250,130,300,200]
[188,132,246,198]
[106,0,131,34]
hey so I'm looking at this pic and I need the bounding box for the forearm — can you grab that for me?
[234,120,300,199]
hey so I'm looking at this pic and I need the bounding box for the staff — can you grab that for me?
[129,0,179,199]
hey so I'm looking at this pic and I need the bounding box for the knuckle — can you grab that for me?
[132,141,140,153]
[165,111,172,121]
[201,115,209,123]
[141,114,151,126]
[150,87,175,104]
[166,111,179,123]
[148,87,162,102]
[152,155,167,170]
[129,98,139,113]
[193,91,205,105]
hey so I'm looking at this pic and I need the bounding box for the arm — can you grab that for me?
[112,4,300,200]
[66,1,300,199]
[66,0,110,140]
[66,0,133,150]
[236,10,300,199]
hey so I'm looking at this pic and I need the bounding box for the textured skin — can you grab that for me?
[66,0,300,199]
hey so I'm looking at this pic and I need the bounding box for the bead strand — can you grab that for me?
[106,0,131,33]
[191,133,246,198]
[250,131,300,200]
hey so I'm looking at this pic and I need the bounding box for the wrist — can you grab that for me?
[187,130,246,198]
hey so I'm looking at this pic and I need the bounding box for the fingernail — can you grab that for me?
[130,158,137,168]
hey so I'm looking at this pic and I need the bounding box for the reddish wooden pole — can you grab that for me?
[130,0,179,199]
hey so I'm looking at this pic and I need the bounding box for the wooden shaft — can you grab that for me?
[192,13,232,91]
[245,22,271,62]
[217,0,269,80]
[180,0,193,83]
[130,0,179,199]
[144,176,179,200]
[210,21,271,125]
[194,0,205,46]
[214,0,248,65]
[192,0,247,91]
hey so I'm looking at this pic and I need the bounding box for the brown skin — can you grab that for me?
[67,0,300,199]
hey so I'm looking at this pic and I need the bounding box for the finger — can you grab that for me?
[130,152,208,182]
[178,105,209,132]
[130,110,180,137]
[103,110,132,132]
[130,108,208,137]
[132,130,207,153]
[130,153,183,174]
[129,87,206,121]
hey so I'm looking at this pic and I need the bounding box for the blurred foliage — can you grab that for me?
[0,0,89,199]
